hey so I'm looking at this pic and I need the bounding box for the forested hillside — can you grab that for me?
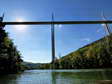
[0,28,23,74]
[40,34,112,69]
[22,62,42,70]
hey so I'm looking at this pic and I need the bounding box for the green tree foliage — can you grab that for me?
[0,28,23,74]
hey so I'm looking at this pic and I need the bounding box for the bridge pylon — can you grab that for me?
[51,13,56,69]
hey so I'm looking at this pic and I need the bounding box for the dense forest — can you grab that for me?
[0,27,24,74]
[39,34,112,69]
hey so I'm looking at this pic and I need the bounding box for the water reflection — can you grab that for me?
[51,70,56,84]
[51,69,112,84]
[0,69,112,84]
[0,74,21,84]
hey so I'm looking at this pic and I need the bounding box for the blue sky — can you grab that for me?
[0,0,112,63]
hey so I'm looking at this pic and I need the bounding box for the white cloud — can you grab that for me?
[101,24,105,26]
[55,24,62,28]
[58,24,62,28]
[97,28,102,33]
[22,50,51,63]
[81,38,91,42]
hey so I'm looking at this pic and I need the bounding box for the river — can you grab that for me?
[0,69,112,84]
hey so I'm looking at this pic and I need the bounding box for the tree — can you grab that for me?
[0,28,23,74]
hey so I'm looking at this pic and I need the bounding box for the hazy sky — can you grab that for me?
[0,0,112,63]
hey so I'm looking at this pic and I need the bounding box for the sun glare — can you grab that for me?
[14,18,27,31]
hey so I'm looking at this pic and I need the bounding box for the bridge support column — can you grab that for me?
[51,13,55,69]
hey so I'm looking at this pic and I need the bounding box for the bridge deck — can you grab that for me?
[0,20,112,25]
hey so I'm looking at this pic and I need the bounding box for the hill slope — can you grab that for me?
[56,34,112,69]
[22,62,42,70]
[40,34,112,69]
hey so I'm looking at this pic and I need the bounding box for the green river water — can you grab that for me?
[0,69,112,84]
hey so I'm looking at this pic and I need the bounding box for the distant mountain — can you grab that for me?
[22,62,42,70]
